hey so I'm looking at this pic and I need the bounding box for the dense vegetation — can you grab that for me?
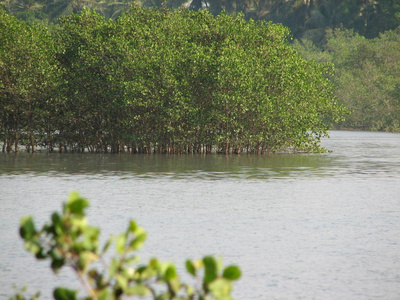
[2,0,399,43]
[13,192,241,299]
[0,8,344,154]
[1,0,400,145]
[294,28,400,132]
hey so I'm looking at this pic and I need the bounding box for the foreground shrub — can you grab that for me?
[12,192,241,300]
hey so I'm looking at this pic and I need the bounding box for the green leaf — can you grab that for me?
[66,192,88,215]
[20,216,36,239]
[136,265,147,274]
[165,265,177,281]
[82,226,99,250]
[51,258,65,272]
[149,258,161,270]
[51,212,61,224]
[35,248,46,259]
[185,260,196,276]
[203,256,218,284]
[77,251,98,272]
[222,265,241,281]
[97,289,109,300]
[53,287,77,300]
[109,258,119,277]
[101,236,113,255]
[128,220,138,233]
[23,240,42,255]
[208,278,233,299]
[51,213,64,236]
[129,232,147,251]
[116,274,128,291]
[116,233,126,254]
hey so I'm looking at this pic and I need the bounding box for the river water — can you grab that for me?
[1,130,400,299]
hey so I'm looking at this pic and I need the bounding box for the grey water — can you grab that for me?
[1,130,400,299]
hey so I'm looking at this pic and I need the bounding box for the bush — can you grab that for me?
[12,192,241,300]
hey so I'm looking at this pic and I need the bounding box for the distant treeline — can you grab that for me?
[294,27,400,132]
[0,8,344,153]
[2,0,399,44]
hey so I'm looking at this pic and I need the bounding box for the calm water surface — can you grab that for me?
[1,131,400,299]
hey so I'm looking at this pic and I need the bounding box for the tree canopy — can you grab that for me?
[1,8,344,153]
[2,1,399,136]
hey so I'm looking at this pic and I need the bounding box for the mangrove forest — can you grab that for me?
[1,7,345,154]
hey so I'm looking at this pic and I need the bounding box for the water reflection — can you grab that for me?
[0,151,338,180]
[2,130,400,180]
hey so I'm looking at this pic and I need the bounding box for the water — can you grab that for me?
[1,131,400,299]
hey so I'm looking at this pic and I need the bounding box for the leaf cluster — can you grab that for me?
[13,191,241,300]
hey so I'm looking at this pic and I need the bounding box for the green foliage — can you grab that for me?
[14,191,241,300]
[2,2,399,140]
[0,10,60,152]
[0,8,344,154]
[294,27,400,132]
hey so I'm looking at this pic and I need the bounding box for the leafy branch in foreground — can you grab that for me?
[13,192,241,300]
